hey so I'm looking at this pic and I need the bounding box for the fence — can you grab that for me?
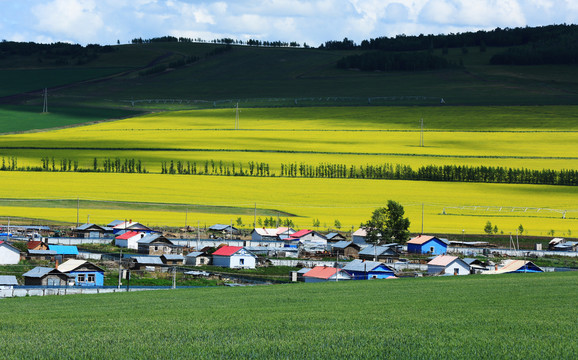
[0,286,164,299]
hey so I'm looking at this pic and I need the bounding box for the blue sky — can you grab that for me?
[1,0,576,46]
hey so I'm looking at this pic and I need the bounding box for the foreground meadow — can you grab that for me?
[0,272,575,359]
[0,172,575,235]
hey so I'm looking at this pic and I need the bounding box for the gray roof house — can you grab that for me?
[358,244,401,262]
[0,275,18,288]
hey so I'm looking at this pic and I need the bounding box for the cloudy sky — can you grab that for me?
[1,0,576,46]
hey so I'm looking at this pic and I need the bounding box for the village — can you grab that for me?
[1,219,576,298]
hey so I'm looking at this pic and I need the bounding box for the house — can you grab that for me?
[342,259,396,280]
[161,254,185,265]
[185,251,211,266]
[482,260,544,275]
[548,237,565,250]
[0,275,18,289]
[212,246,257,269]
[290,230,327,252]
[137,234,181,255]
[291,268,312,282]
[128,256,165,272]
[48,245,79,260]
[22,267,72,286]
[27,240,49,251]
[73,223,111,238]
[463,258,488,274]
[352,228,368,244]
[250,227,296,242]
[553,241,578,252]
[115,231,146,250]
[0,241,21,265]
[58,259,105,287]
[208,224,240,236]
[358,244,401,262]
[331,241,361,258]
[290,230,327,242]
[302,266,352,283]
[407,235,449,255]
[112,221,153,235]
[427,255,470,276]
[325,232,346,243]
[26,249,57,261]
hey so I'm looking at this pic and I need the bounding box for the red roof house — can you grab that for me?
[302,266,352,283]
[114,231,145,250]
[212,246,256,269]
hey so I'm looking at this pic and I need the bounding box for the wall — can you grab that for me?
[0,287,162,299]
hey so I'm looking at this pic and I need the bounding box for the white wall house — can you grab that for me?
[212,246,257,269]
[0,242,20,265]
[427,255,470,276]
[115,231,146,250]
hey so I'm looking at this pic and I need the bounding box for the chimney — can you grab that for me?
[55,259,59,269]
[495,264,498,271]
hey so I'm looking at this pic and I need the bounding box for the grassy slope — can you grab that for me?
[0,272,576,359]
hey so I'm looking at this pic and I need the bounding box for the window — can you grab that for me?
[454,268,459,275]
[240,258,245,265]
[430,246,435,253]
[200,258,205,264]
[87,274,95,283]
[77,274,85,282]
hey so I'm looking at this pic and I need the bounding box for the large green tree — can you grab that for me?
[363,200,411,244]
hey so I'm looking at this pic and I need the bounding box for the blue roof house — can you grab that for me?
[407,235,449,255]
[58,259,105,287]
[48,245,79,256]
[342,259,395,280]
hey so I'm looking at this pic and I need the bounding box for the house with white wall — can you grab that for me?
[427,255,470,276]
[212,246,256,269]
[0,241,20,265]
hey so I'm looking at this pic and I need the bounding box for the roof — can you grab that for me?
[290,229,313,238]
[297,268,312,274]
[185,251,205,258]
[27,241,44,249]
[107,220,124,227]
[113,221,150,230]
[75,223,105,231]
[0,275,18,286]
[358,244,398,256]
[28,249,57,255]
[0,241,20,253]
[342,259,394,272]
[162,254,184,261]
[137,233,172,245]
[352,228,367,237]
[209,224,238,231]
[212,246,243,256]
[115,231,142,240]
[332,241,355,249]
[22,267,69,278]
[408,235,449,246]
[326,232,345,240]
[131,256,164,265]
[549,237,565,245]
[58,259,104,273]
[428,255,462,267]
[48,245,79,255]
[303,266,340,279]
[484,260,543,274]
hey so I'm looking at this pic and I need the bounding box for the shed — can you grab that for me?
[209,224,240,236]
[185,251,211,266]
[161,254,185,265]
[427,255,470,276]
[48,245,79,259]
[302,266,352,283]
[58,259,105,287]
[482,260,543,274]
[27,240,49,251]
[292,267,312,282]
[137,234,180,255]
[129,256,165,272]
[0,275,18,289]
[331,241,361,258]
[342,259,395,280]
[74,223,110,238]
[463,258,488,274]
[212,246,257,269]
[0,241,21,265]
[26,249,57,261]
[407,235,449,255]
[22,267,72,286]
[325,232,346,242]
[358,244,401,262]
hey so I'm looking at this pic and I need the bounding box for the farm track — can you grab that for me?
[1,146,576,160]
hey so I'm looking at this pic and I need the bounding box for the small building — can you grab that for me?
[342,259,396,280]
[208,224,240,236]
[463,258,488,274]
[427,255,470,276]
[0,241,21,265]
[115,231,146,250]
[58,259,105,287]
[0,275,18,289]
[73,223,111,238]
[48,245,79,260]
[482,260,544,275]
[137,234,181,255]
[358,244,401,263]
[250,227,296,242]
[112,221,153,235]
[290,230,327,242]
[292,268,312,282]
[302,266,352,283]
[129,256,165,272]
[331,241,361,258]
[407,235,449,255]
[185,251,211,266]
[27,240,49,251]
[22,267,72,286]
[26,249,57,261]
[325,232,346,243]
[548,237,565,250]
[553,241,578,252]
[212,246,257,269]
[352,228,368,244]
[290,230,327,253]
[161,254,185,265]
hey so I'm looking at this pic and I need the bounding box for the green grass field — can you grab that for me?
[0,272,575,359]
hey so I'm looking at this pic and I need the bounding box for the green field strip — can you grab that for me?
[0,198,297,217]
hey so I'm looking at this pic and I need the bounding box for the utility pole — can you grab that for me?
[419,118,424,147]
[235,102,239,130]
[197,220,200,250]
[76,197,79,227]
[117,249,122,289]
[421,203,424,234]
[172,267,177,289]
[42,88,48,113]
[254,203,257,228]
